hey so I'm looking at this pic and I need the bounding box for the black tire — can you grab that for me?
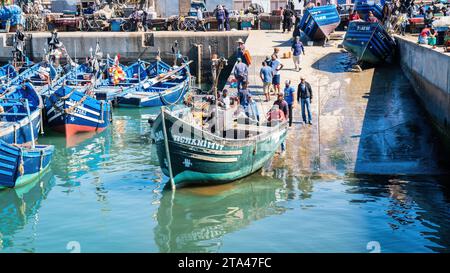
[171,20,179,31]
[121,21,132,32]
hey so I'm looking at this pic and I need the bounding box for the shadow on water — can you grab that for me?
[311,51,357,73]
[0,171,55,252]
[353,65,450,175]
[154,174,288,253]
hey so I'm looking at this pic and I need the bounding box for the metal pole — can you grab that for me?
[160,107,176,190]
[196,44,202,86]
[24,98,35,149]
[317,77,321,171]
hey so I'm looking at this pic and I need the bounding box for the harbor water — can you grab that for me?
[1,73,450,252]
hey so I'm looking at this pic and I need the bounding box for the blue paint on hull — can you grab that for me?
[44,86,111,136]
[343,21,396,64]
[0,83,43,145]
[354,1,384,20]
[0,140,54,188]
[297,5,341,40]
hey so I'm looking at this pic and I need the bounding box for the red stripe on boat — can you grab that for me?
[52,124,105,138]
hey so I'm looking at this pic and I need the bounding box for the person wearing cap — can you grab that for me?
[291,36,305,71]
[234,57,248,92]
[271,54,284,96]
[297,77,313,125]
[260,61,273,102]
[236,38,248,65]
[284,80,295,127]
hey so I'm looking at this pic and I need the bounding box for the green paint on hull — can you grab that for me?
[0,165,51,190]
[154,109,287,187]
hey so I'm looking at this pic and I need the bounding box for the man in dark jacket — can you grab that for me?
[282,6,294,33]
[297,76,313,125]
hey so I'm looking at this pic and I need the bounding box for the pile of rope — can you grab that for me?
[51,88,90,115]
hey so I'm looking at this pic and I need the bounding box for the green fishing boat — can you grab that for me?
[152,106,288,188]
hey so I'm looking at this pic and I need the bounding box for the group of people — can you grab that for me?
[348,10,379,23]
[230,36,313,137]
[214,4,232,31]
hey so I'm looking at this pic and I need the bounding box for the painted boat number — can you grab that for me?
[154,131,224,151]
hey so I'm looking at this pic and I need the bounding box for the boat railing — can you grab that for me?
[0,98,36,147]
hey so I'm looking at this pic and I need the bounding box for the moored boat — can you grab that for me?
[0,82,43,145]
[297,5,341,41]
[44,85,112,137]
[0,140,54,189]
[152,106,288,188]
[115,61,191,108]
[354,0,384,21]
[343,21,396,65]
[0,64,17,83]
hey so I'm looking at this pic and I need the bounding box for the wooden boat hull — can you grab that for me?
[115,79,189,108]
[0,83,43,145]
[298,5,341,40]
[0,140,54,189]
[45,86,112,137]
[343,21,396,64]
[153,108,287,187]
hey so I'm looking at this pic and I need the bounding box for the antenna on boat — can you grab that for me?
[74,40,78,64]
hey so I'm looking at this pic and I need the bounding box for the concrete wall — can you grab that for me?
[0,31,249,81]
[396,35,450,139]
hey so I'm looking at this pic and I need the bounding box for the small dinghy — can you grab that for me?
[0,82,43,145]
[115,61,191,108]
[44,85,112,137]
[0,139,54,189]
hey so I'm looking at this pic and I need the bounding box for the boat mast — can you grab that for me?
[160,107,176,190]
[210,54,227,135]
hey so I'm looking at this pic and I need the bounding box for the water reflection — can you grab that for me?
[346,175,450,252]
[154,175,288,253]
[0,171,55,252]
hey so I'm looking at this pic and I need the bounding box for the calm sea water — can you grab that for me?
[0,107,450,253]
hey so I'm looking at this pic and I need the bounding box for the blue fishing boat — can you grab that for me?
[354,0,384,20]
[115,61,191,108]
[0,64,17,83]
[7,62,60,92]
[342,21,396,65]
[297,5,341,40]
[65,59,167,101]
[44,85,112,137]
[0,83,43,145]
[0,139,54,189]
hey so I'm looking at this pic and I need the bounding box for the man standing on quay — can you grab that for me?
[297,77,313,125]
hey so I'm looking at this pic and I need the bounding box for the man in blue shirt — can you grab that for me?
[283,80,295,127]
[291,36,305,71]
[260,61,273,102]
[234,58,248,92]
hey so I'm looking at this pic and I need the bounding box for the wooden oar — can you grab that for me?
[144,61,192,87]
